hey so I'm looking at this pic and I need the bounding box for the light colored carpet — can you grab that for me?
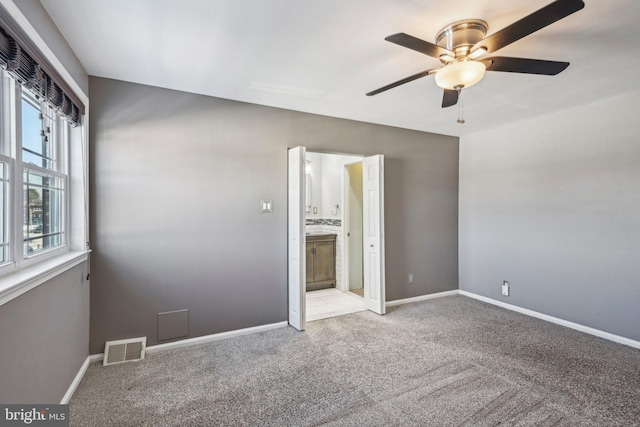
[70,296,640,426]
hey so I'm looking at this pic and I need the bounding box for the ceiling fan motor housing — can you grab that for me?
[366,0,585,106]
[435,19,488,60]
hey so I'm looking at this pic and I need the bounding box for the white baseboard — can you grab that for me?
[459,290,640,350]
[60,356,91,404]
[87,321,289,363]
[89,353,104,364]
[146,321,289,354]
[386,290,458,307]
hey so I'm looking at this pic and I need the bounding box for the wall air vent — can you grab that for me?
[103,337,147,366]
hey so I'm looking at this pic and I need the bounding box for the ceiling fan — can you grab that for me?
[366,0,585,108]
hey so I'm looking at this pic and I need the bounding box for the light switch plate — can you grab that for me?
[260,200,273,213]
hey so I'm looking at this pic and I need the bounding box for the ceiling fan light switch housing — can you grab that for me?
[436,19,488,57]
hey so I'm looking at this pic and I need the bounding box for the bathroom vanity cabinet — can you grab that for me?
[306,233,336,291]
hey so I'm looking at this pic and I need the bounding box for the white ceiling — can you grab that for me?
[41,0,640,137]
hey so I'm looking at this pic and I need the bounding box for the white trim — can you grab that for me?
[147,321,289,353]
[60,356,90,404]
[386,290,458,307]
[88,353,104,364]
[459,290,640,350]
[88,321,290,363]
[0,0,88,105]
[0,250,88,306]
[388,289,640,349]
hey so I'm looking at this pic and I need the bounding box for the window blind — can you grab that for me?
[0,7,84,127]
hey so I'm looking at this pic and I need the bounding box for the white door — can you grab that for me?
[362,155,386,314]
[288,147,306,330]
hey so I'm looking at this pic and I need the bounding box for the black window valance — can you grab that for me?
[0,6,84,127]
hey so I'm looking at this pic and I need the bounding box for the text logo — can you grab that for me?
[1,405,68,426]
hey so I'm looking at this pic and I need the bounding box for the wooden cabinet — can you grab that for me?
[306,233,336,291]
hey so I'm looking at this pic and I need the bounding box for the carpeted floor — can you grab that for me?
[70,296,640,426]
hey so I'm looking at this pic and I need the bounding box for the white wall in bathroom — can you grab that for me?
[321,153,361,218]
[306,152,323,217]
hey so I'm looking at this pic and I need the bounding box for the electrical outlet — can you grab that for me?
[502,281,510,296]
[408,274,414,284]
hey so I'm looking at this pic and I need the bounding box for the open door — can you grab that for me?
[288,147,306,330]
[363,154,385,314]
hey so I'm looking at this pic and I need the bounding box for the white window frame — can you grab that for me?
[0,3,89,308]
[21,165,69,262]
[0,72,73,276]
[19,87,69,266]
[0,71,17,274]
[0,155,13,269]
[0,75,70,276]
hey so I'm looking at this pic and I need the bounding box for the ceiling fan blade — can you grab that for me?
[366,68,439,96]
[483,57,569,75]
[442,89,458,108]
[472,0,584,55]
[385,33,454,59]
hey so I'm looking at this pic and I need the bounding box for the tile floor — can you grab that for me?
[306,288,366,322]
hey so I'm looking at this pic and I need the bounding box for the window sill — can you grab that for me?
[0,250,89,307]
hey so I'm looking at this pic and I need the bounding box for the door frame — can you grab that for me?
[287,147,306,330]
[341,158,364,293]
[288,147,386,328]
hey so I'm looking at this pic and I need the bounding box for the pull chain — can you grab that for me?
[456,88,465,124]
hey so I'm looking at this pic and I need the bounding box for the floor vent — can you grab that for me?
[103,337,147,366]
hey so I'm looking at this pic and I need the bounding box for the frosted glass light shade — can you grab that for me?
[435,60,486,90]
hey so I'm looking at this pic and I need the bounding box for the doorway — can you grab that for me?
[345,161,364,297]
[288,147,386,331]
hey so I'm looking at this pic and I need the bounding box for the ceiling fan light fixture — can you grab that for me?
[434,60,486,90]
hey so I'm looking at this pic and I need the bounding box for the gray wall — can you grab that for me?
[89,77,459,354]
[0,263,89,403]
[459,92,640,341]
[13,0,88,96]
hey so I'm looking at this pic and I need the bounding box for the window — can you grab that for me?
[0,71,79,274]
[0,12,87,302]
[23,169,65,255]
[21,92,54,169]
[21,90,67,257]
